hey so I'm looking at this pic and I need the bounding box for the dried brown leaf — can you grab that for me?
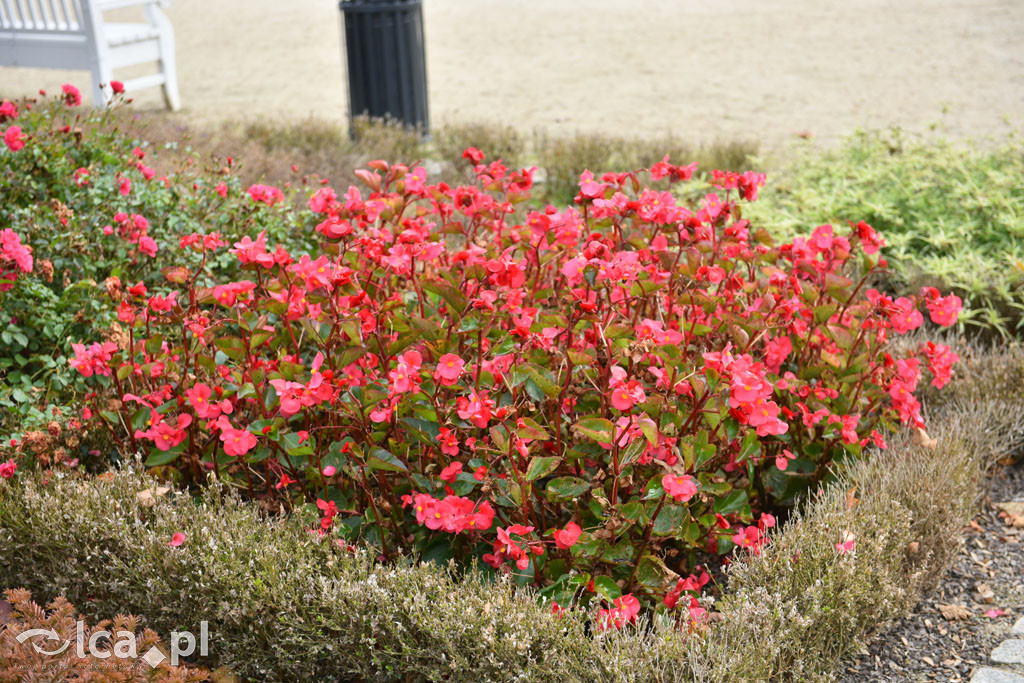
[937,603,972,621]
[912,427,938,449]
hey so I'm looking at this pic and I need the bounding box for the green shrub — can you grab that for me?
[748,129,1024,337]
[0,96,320,435]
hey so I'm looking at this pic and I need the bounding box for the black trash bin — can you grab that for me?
[339,0,429,135]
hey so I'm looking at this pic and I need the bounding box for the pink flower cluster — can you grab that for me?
[0,229,33,290]
[406,493,496,534]
[247,183,285,206]
[104,212,158,258]
[484,524,545,570]
[68,341,118,377]
[706,349,788,437]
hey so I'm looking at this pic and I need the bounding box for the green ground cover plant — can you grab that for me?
[748,129,1024,337]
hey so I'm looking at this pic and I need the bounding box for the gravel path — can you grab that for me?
[840,461,1024,682]
[0,0,1022,147]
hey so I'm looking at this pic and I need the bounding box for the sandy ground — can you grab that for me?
[1,0,1022,148]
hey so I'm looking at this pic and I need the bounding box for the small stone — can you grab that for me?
[991,640,1024,665]
[1013,617,1024,637]
[971,667,1024,683]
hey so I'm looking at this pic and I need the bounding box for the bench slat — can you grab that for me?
[2,0,83,31]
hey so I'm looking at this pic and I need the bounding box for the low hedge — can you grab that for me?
[2,344,1021,681]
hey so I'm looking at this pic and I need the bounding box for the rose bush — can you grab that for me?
[0,89,318,427]
[57,141,962,624]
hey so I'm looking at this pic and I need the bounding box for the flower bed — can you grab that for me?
[0,86,970,629]
[1,343,1021,679]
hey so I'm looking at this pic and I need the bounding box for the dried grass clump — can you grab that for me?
[105,110,759,208]
[532,131,758,205]
[432,122,528,172]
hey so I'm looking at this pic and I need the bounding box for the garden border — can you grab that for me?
[1,343,1021,681]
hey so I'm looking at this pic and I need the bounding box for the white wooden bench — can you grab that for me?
[0,0,180,110]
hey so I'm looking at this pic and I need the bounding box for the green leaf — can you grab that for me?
[506,365,530,389]
[604,323,632,339]
[639,419,659,445]
[681,516,702,544]
[282,431,314,457]
[523,378,545,403]
[591,576,621,603]
[604,540,635,564]
[488,424,509,453]
[366,448,408,472]
[214,336,246,361]
[337,345,368,368]
[620,500,647,524]
[525,456,561,481]
[250,331,274,350]
[694,431,717,468]
[814,304,838,324]
[457,315,483,332]
[525,364,560,397]
[713,489,748,515]
[517,416,550,441]
[401,417,440,444]
[236,383,257,400]
[575,417,614,443]
[653,504,687,536]
[545,476,589,502]
[619,438,647,467]
[538,571,587,605]
[420,536,455,564]
[567,350,594,365]
[144,334,164,355]
[144,446,182,467]
[643,473,666,500]
[421,279,466,313]
[635,555,673,590]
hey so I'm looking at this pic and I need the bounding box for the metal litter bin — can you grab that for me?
[339,0,429,134]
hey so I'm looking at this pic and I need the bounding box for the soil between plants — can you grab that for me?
[840,460,1024,682]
